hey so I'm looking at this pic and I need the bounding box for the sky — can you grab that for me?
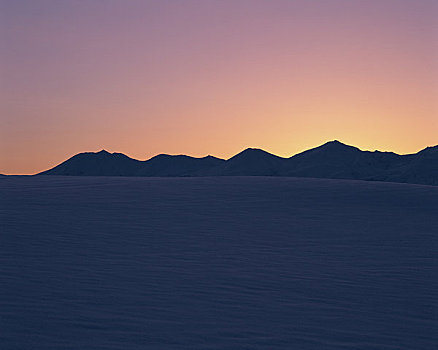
[1,0,437,174]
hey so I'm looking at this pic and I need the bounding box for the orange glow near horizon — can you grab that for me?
[1,0,437,174]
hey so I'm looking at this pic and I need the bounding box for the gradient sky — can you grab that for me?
[1,0,437,174]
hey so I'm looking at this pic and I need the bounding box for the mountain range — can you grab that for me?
[37,140,438,186]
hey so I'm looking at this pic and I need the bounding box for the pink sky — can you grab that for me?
[1,0,437,174]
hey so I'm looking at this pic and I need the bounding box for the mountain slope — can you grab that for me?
[283,140,402,180]
[199,148,286,176]
[39,150,143,176]
[375,146,438,185]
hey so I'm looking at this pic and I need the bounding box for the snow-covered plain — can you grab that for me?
[1,176,437,349]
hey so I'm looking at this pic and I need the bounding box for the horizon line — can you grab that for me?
[2,139,437,176]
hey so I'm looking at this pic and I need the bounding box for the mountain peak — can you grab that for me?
[317,140,360,152]
[202,155,223,161]
[241,147,268,153]
[324,140,348,147]
[230,148,283,161]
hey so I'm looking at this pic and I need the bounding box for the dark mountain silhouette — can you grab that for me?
[37,141,438,185]
[137,154,225,176]
[40,151,224,177]
[373,145,438,185]
[198,148,286,176]
[283,140,402,180]
[39,150,143,176]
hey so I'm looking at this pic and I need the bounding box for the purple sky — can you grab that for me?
[1,0,437,174]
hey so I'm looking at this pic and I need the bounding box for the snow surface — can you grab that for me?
[1,176,437,349]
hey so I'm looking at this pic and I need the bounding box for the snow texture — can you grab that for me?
[1,176,437,349]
